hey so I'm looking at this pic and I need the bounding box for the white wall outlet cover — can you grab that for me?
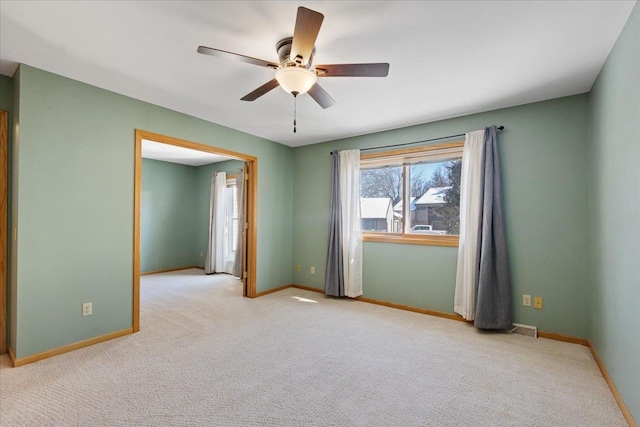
[82,302,93,316]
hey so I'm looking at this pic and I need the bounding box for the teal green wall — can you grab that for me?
[588,3,639,423]
[194,160,245,268]
[293,94,590,338]
[12,65,293,358]
[141,159,198,273]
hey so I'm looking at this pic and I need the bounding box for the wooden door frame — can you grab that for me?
[133,130,258,332]
[0,110,7,353]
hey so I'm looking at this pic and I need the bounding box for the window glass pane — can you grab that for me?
[409,160,461,235]
[223,186,234,260]
[231,184,238,252]
[225,183,239,256]
[360,166,403,233]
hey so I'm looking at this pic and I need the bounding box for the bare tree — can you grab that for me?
[428,167,449,188]
[410,168,429,198]
[360,167,403,205]
[441,161,462,234]
[411,165,449,198]
[362,166,444,204]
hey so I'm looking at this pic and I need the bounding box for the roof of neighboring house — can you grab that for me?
[361,198,393,219]
[415,187,451,205]
[393,197,417,213]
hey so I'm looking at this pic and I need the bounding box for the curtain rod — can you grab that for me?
[330,126,504,154]
[214,167,243,175]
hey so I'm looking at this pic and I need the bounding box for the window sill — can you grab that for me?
[363,233,459,247]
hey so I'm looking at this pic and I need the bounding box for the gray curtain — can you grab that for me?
[324,151,344,296]
[474,125,513,329]
[204,172,218,275]
[232,168,245,278]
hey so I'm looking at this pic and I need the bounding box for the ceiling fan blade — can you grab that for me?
[240,79,280,102]
[307,83,336,109]
[290,7,324,66]
[197,46,278,69]
[315,63,390,77]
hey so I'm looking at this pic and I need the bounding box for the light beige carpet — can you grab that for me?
[0,268,627,426]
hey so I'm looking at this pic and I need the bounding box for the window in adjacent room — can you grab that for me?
[223,175,239,272]
[359,141,463,246]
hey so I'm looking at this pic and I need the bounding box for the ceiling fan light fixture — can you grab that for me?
[275,67,317,95]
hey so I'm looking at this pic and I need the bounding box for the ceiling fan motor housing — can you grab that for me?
[276,37,315,69]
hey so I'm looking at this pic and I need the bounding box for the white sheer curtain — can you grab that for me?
[232,168,245,278]
[454,130,485,320]
[339,150,363,298]
[205,171,227,274]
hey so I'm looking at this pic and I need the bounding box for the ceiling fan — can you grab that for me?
[197,6,390,111]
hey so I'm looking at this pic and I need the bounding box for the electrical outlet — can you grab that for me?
[82,302,92,317]
[522,294,531,306]
[199,251,203,258]
[295,264,301,272]
[310,266,315,275]
[534,297,543,310]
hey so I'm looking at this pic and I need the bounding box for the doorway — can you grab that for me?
[133,130,258,332]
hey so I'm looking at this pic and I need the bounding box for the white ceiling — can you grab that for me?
[142,139,234,166]
[0,1,636,148]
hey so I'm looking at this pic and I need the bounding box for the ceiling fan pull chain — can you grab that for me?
[293,91,298,133]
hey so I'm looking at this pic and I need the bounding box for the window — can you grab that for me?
[224,176,239,267]
[360,141,463,246]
